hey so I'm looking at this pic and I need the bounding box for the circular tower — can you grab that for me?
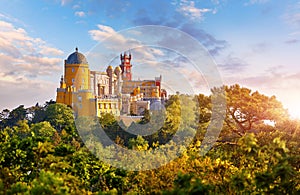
[64,47,90,91]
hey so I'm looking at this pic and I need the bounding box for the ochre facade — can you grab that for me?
[56,48,167,117]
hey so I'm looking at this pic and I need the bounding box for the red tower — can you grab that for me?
[120,52,132,81]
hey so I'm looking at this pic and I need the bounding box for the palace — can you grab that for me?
[56,48,167,117]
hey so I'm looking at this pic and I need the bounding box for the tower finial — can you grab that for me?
[75,47,78,52]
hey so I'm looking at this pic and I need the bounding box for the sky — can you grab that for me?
[0,0,300,119]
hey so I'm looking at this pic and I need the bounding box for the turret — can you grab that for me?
[60,75,66,88]
[120,52,132,81]
[106,66,114,95]
[114,66,122,95]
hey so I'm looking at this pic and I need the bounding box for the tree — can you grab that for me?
[4,105,26,127]
[99,113,117,129]
[0,109,10,128]
[195,94,212,124]
[31,121,56,138]
[44,103,75,133]
[128,135,149,151]
[160,95,181,141]
[213,84,288,136]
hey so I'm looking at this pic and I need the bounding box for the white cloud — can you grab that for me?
[176,0,212,20]
[283,3,300,28]
[88,25,172,76]
[40,46,64,56]
[149,48,164,56]
[75,11,85,17]
[89,24,122,42]
[0,19,64,110]
[0,73,57,111]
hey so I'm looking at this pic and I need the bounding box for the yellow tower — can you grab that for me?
[64,47,90,92]
[56,48,94,116]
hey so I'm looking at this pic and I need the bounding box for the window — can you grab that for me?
[72,78,75,83]
[72,68,75,72]
[82,68,85,72]
[82,79,84,83]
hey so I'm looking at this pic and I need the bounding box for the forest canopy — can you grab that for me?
[0,84,299,194]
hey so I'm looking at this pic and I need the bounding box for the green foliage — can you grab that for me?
[31,121,56,138]
[128,135,149,151]
[0,105,26,128]
[0,86,299,194]
[99,113,118,129]
[211,84,288,137]
[44,103,75,133]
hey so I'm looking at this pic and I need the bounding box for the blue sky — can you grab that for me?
[1,0,300,118]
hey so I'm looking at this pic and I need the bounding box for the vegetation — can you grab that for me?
[0,84,299,194]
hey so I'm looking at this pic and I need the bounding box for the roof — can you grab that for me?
[66,48,88,64]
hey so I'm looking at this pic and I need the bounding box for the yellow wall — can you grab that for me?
[56,61,91,109]
[64,63,90,91]
[96,99,121,116]
[75,91,95,117]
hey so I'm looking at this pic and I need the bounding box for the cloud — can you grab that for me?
[176,0,213,20]
[88,25,224,94]
[89,24,124,42]
[160,54,209,94]
[284,13,300,28]
[218,55,248,73]
[282,2,300,28]
[132,10,168,26]
[86,0,131,19]
[149,47,165,56]
[132,13,227,56]
[0,73,57,111]
[180,23,228,55]
[251,42,270,53]
[40,46,64,56]
[0,17,64,110]
[224,65,285,88]
[88,24,168,69]
[285,39,300,44]
[0,19,63,81]
[75,11,85,17]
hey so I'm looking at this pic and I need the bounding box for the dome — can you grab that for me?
[115,66,121,72]
[66,48,88,64]
[114,66,121,74]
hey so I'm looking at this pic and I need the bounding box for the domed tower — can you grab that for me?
[64,47,90,91]
[120,52,132,81]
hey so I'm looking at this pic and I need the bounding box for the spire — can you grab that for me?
[75,47,78,52]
